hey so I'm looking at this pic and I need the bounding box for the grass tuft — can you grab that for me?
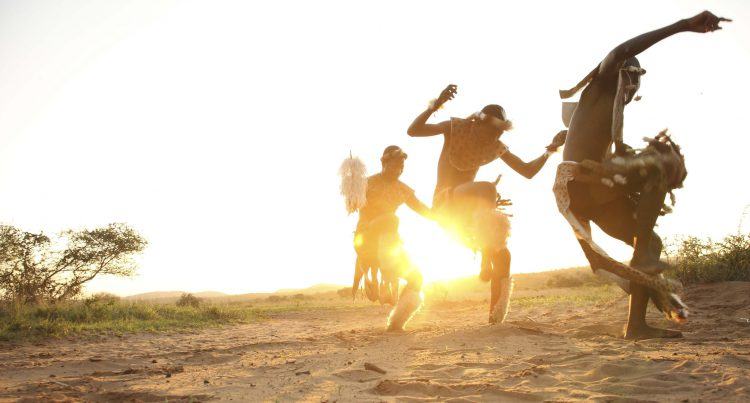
[0,295,371,342]
[0,299,261,341]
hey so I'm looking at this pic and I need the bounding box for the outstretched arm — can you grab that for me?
[405,193,433,220]
[599,11,730,76]
[500,130,567,180]
[407,84,456,137]
[500,151,551,180]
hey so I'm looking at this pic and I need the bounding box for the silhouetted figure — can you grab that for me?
[556,10,730,339]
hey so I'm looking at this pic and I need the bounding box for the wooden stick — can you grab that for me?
[364,362,387,374]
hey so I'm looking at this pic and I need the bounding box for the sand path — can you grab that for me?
[1,282,749,402]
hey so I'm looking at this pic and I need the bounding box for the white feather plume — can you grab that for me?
[339,156,368,214]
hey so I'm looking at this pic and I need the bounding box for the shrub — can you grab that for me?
[0,223,146,304]
[176,293,202,308]
[667,234,750,284]
[84,293,121,307]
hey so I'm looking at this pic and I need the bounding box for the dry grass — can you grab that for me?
[5,232,748,342]
[666,233,750,284]
[0,295,369,342]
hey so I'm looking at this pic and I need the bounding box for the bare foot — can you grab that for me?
[624,323,682,340]
[488,312,504,325]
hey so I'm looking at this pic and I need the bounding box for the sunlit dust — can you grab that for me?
[398,214,479,283]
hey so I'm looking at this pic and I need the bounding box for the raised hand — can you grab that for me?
[546,130,568,152]
[684,10,731,33]
[431,84,457,111]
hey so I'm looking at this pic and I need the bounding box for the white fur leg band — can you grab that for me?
[489,277,513,324]
[387,288,423,331]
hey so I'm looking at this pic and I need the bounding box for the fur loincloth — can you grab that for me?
[466,208,511,252]
[553,162,689,323]
[434,188,511,253]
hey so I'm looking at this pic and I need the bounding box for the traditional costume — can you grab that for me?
[433,115,512,253]
[430,113,514,323]
[339,146,425,330]
[554,65,689,322]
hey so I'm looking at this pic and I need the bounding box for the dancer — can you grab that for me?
[555,10,729,339]
[407,85,566,324]
[339,145,431,331]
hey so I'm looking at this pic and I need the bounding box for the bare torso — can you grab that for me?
[562,73,619,163]
[356,173,413,231]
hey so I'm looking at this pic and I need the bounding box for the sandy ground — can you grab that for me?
[1,282,749,402]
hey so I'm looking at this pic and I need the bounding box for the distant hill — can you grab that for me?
[122,270,606,302]
[427,265,605,297]
[224,284,346,302]
[274,283,343,294]
[123,284,346,302]
[124,291,228,301]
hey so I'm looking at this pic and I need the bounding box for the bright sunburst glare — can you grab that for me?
[0,1,747,296]
[398,213,479,284]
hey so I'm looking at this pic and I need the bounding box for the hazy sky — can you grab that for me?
[0,0,748,295]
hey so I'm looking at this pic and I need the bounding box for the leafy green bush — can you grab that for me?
[667,234,750,284]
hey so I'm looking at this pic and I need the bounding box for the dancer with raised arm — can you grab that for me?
[407,85,566,324]
[555,10,730,339]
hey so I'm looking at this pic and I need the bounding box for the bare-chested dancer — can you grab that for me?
[345,146,432,331]
[408,85,566,324]
[557,11,730,339]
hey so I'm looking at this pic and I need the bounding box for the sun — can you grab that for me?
[397,213,479,283]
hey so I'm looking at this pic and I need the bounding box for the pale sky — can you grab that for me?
[0,0,747,295]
